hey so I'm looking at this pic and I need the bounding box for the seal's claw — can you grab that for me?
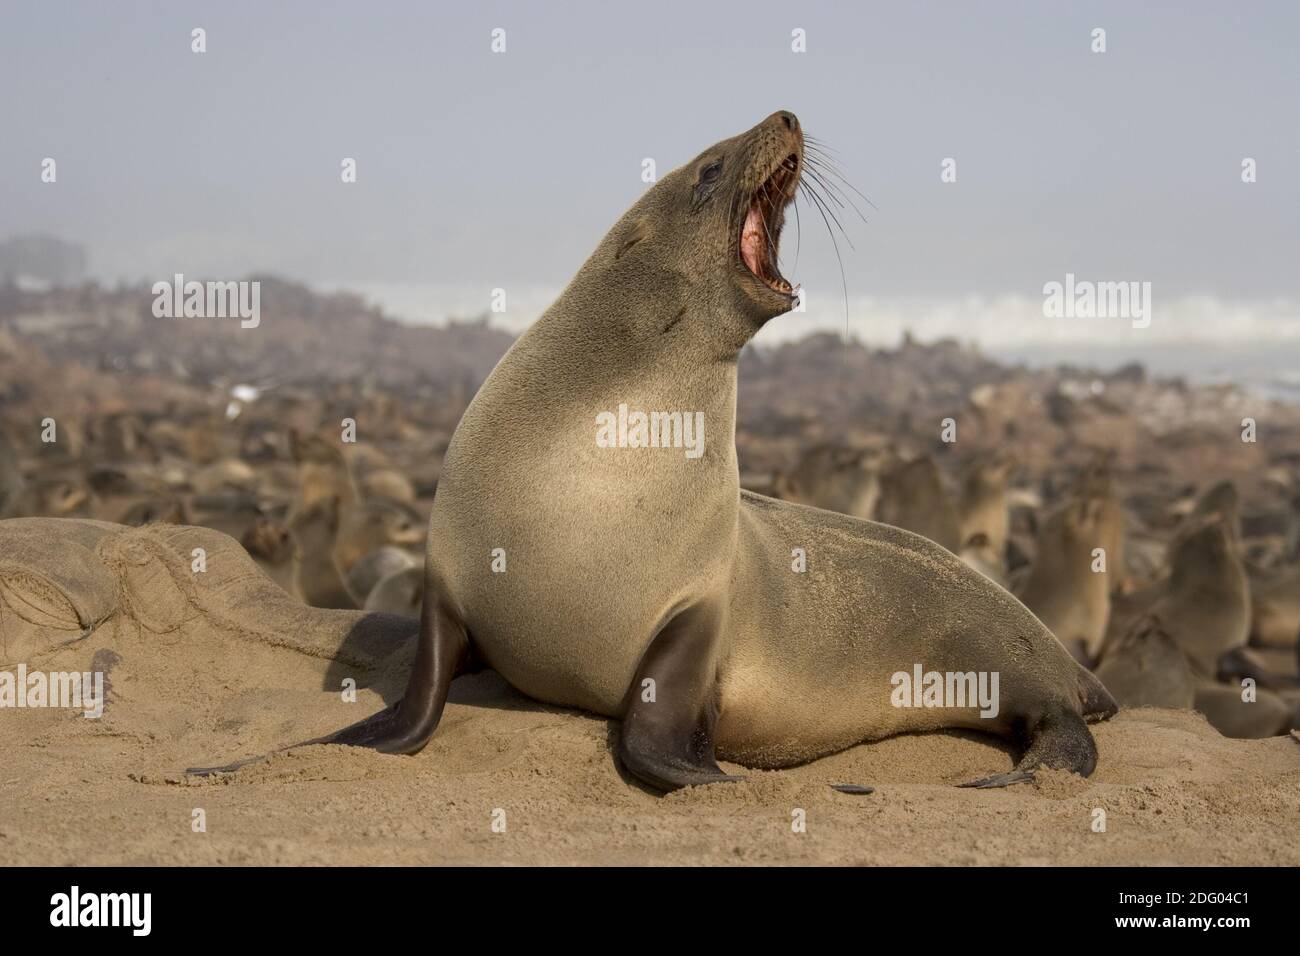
[958,770,1035,789]
[185,754,268,776]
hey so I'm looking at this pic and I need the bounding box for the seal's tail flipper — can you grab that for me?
[1079,666,1119,721]
[617,604,743,792]
[187,593,470,776]
[959,706,1100,789]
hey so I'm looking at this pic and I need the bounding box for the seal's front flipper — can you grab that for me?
[187,592,469,776]
[618,604,742,792]
[960,707,1098,789]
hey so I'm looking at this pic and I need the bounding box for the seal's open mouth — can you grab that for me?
[740,153,799,295]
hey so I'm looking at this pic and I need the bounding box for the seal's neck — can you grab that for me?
[453,274,744,473]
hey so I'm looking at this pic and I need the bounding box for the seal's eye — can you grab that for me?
[692,161,723,208]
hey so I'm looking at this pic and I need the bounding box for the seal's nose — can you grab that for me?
[772,110,799,133]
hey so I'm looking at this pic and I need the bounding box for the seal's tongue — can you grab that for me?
[741,205,765,276]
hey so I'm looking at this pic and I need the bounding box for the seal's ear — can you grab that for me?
[614,217,650,260]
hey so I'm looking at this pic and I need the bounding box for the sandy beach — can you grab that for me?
[2,606,1296,866]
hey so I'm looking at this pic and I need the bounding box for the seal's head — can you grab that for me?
[604,110,804,339]
[1170,514,1238,585]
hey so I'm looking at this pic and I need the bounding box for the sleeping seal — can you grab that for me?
[193,111,1115,789]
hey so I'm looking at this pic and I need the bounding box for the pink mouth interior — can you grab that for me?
[741,206,766,277]
[739,155,797,295]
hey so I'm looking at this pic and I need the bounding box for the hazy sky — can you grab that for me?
[2,1,1297,356]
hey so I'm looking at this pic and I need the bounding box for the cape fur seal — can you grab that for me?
[1249,562,1300,648]
[241,515,295,593]
[346,545,419,606]
[363,565,424,617]
[1094,616,1195,710]
[959,532,1007,587]
[1069,453,1127,589]
[1149,516,1250,679]
[875,456,962,552]
[771,443,888,519]
[287,497,357,610]
[1189,480,1241,543]
[957,453,1015,584]
[1016,496,1113,666]
[1192,683,1292,739]
[193,111,1116,790]
[332,497,424,572]
[958,452,1014,559]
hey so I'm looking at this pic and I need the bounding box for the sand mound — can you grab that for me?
[0,518,1296,865]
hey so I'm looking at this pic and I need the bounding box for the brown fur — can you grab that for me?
[363,565,424,617]
[875,456,962,552]
[1094,616,1195,709]
[289,428,356,513]
[332,499,424,573]
[771,443,889,518]
[1016,496,1114,663]
[288,497,356,610]
[198,113,1117,789]
[421,112,1114,773]
[1151,516,1250,678]
[1249,563,1300,648]
[1193,682,1291,738]
[958,452,1015,558]
[1069,452,1127,588]
[345,546,418,606]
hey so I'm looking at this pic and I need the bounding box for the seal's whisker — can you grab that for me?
[803,144,879,213]
[796,181,851,342]
[803,134,842,154]
[799,158,853,220]
[800,176,855,252]
[802,155,876,220]
[803,165,860,222]
[806,161,879,216]
[808,174,870,231]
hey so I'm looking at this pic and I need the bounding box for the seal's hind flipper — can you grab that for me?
[187,591,469,775]
[960,707,1099,789]
[618,604,742,792]
[311,593,470,753]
